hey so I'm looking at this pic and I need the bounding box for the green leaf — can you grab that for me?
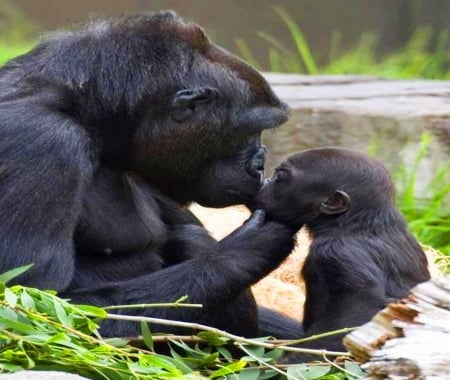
[287,364,331,380]
[217,346,233,361]
[198,331,229,346]
[140,321,153,350]
[263,348,284,362]
[54,301,73,327]
[0,362,24,372]
[25,333,52,344]
[344,361,365,379]
[256,370,280,380]
[168,348,195,373]
[102,337,130,347]
[77,304,108,318]
[194,352,220,367]
[0,264,33,284]
[0,310,35,334]
[273,5,318,74]
[20,290,36,309]
[242,346,265,357]
[210,361,247,378]
[49,332,86,350]
[4,288,17,307]
[237,368,261,380]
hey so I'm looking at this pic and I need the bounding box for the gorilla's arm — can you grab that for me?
[0,85,92,290]
[67,212,296,337]
[258,306,304,339]
[162,224,216,265]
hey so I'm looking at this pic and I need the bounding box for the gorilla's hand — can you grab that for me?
[218,210,296,272]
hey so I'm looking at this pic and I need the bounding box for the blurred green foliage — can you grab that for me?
[236,6,450,79]
[393,134,450,258]
[0,1,36,65]
[0,44,34,65]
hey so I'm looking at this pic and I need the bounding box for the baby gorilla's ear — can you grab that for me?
[319,190,350,215]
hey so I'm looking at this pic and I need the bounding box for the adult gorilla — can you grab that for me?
[0,11,300,337]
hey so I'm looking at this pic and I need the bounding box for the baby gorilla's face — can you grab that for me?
[254,150,352,229]
[253,157,313,229]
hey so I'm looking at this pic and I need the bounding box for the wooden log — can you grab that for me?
[343,276,450,379]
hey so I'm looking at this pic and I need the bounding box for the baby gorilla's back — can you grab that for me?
[255,148,430,360]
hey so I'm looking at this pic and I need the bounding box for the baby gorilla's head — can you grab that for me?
[255,148,395,231]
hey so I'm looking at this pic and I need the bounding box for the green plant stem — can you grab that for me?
[106,313,350,357]
[104,302,202,310]
[280,327,357,346]
[238,343,295,380]
[322,352,360,378]
[10,303,152,359]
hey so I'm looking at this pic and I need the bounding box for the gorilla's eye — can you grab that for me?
[171,87,218,123]
[274,169,290,184]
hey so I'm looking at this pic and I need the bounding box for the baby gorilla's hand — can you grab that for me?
[218,210,296,269]
[219,209,266,247]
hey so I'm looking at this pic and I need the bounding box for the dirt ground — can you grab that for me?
[190,204,308,321]
[190,204,440,322]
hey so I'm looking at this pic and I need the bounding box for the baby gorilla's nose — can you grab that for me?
[247,146,267,180]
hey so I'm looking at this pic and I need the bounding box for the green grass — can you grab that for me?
[393,134,450,257]
[0,43,34,65]
[0,0,36,65]
[236,6,450,79]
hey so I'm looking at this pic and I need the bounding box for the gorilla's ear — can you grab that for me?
[319,190,350,215]
[234,106,289,133]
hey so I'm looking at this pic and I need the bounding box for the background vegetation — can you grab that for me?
[236,6,450,79]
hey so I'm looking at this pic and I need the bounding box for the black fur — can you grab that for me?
[0,11,301,337]
[255,148,430,360]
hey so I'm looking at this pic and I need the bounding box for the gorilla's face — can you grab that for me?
[192,138,269,208]
[131,20,289,207]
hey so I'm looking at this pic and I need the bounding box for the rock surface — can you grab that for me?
[263,73,450,194]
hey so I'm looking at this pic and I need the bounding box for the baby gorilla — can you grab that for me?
[255,148,430,359]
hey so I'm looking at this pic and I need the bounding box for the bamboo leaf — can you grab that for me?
[76,304,108,318]
[20,290,36,310]
[0,264,33,284]
[140,321,154,350]
[4,288,17,308]
[197,331,229,346]
[210,360,247,378]
[54,301,73,328]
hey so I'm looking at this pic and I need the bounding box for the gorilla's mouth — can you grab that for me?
[246,145,267,180]
[227,147,267,205]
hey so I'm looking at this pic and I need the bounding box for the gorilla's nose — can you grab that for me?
[247,146,267,180]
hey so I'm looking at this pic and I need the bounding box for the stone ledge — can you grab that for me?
[263,73,450,191]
